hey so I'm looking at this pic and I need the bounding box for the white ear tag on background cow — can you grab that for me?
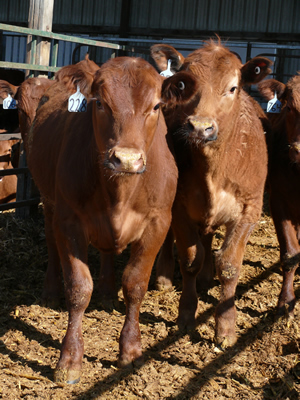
[160,59,174,78]
[267,91,282,113]
[68,85,87,112]
[3,94,17,109]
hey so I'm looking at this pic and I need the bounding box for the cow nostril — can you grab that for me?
[205,126,214,134]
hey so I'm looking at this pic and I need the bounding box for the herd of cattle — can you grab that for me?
[0,38,299,384]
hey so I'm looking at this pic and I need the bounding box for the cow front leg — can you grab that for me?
[97,252,118,310]
[119,222,170,367]
[53,219,92,384]
[155,227,175,290]
[271,208,300,316]
[214,222,255,349]
[41,202,62,308]
[197,232,215,290]
[173,213,204,330]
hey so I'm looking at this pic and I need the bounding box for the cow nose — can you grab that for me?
[108,147,146,173]
[188,117,218,142]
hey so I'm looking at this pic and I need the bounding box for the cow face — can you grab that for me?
[91,57,163,174]
[151,40,272,147]
[259,75,300,164]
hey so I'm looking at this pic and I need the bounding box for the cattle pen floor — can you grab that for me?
[0,203,300,400]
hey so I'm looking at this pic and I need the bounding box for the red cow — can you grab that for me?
[151,39,272,348]
[258,74,300,316]
[27,56,178,383]
[0,139,19,203]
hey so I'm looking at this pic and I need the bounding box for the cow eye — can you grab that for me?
[230,86,238,93]
[153,103,160,111]
[178,81,185,90]
[96,100,102,109]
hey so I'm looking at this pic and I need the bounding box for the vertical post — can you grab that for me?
[16,0,54,218]
[26,0,54,78]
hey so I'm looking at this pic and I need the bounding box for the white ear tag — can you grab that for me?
[68,85,87,112]
[3,94,17,109]
[160,59,174,78]
[267,91,282,113]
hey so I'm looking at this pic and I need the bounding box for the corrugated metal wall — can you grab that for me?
[0,0,299,41]
[0,0,299,86]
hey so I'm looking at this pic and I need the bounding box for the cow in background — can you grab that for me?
[151,39,272,349]
[258,74,300,317]
[0,139,19,204]
[27,56,177,383]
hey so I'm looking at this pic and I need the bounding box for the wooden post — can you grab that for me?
[26,0,54,78]
[16,0,54,218]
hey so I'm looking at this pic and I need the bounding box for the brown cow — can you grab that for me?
[0,56,101,305]
[27,56,178,383]
[0,139,19,203]
[258,74,300,317]
[151,39,272,348]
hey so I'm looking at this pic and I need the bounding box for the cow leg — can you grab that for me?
[119,221,170,367]
[197,232,215,290]
[42,202,62,308]
[214,221,255,349]
[155,227,175,290]
[97,252,118,309]
[270,198,300,316]
[53,216,92,384]
[172,211,204,330]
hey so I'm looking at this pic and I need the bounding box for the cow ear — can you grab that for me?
[161,71,199,106]
[241,57,273,85]
[150,44,185,74]
[0,80,19,98]
[257,79,286,101]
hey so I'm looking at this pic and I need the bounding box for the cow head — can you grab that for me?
[258,74,300,164]
[90,57,164,175]
[151,39,272,147]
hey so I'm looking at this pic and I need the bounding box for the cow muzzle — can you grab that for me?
[107,147,146,174]
[187,116,218,144]
[289,142,300,165]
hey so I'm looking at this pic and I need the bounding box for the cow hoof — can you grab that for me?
[54,368,81,384]
[177,314,196,331]
[40,296,61,310]
[214,334,237,350]
[118,354,144,369]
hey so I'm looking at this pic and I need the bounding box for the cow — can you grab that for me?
[0,139,19,203]
[150,39,272,349]
[26,56,178,383]
[258,73,300,317]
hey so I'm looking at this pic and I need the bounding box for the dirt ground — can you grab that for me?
[1,203,300,400]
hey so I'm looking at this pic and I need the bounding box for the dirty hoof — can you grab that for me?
[54,368,81,384]
[40,295,61,310]
[118,354,144,369]
[214,334,237,350]
[177,313,196,331]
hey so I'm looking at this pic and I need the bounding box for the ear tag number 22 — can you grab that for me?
[160,59,174,78]
[3,94,17,109]
[267,91,282,113]
[68,85,87,112]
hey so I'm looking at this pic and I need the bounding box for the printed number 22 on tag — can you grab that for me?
[267,91,281,113]
[3,94,17,109]
[68,86,87,112]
